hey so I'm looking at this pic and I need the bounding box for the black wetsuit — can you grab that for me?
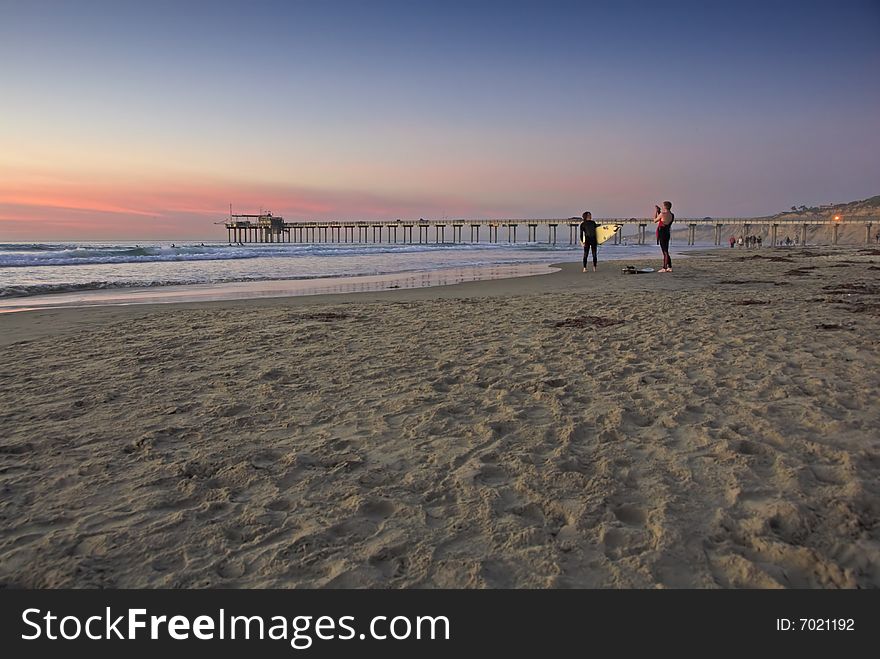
[658,212,674,269]
[580,219,598,268]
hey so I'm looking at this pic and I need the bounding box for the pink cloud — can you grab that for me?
[0,193,161,217]
[0,172,531,240]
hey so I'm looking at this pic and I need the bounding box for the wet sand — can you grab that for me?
[0,263,556,315]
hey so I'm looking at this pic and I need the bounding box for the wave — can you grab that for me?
[0,280,189,298]
[0,241,579,268]
[0,244,249,267]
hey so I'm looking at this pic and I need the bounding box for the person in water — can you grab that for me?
[655,200,674,272]
[579,211,599,272]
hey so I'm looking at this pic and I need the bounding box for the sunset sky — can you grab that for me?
[1,0,879,239]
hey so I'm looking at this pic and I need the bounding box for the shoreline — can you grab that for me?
[0,252,684,347]
[0,263,560,315]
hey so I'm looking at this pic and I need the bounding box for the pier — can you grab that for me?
[224,213,876,246]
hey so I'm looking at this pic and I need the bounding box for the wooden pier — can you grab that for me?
[224,213,877,246]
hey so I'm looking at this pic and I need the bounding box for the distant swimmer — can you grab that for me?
[579,211,599,272]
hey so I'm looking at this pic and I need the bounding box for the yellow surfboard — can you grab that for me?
[596,224,622,245]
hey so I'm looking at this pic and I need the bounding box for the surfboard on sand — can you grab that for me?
[622,265,655,274]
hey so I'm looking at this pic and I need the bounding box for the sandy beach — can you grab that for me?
[1,247,878,588]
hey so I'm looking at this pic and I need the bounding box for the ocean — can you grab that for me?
[0,239,712,311]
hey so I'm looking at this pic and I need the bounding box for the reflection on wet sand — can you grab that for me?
[0,264,557,313]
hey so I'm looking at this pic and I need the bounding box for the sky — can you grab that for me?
[1,0,878,239]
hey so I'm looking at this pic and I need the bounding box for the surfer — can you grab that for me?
[656,201,674,272]
[579,211,599,272]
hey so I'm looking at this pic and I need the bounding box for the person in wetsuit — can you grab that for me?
[656,200,674,272]
[580,211,599,272]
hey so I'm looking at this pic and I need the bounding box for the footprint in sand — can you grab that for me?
[806,464,848,486]
[219,403,249,418]
[734,440,766,457]
[368,543,410,578]
[597,429,622,443]
[328,438,353,452]
[602,528,627,556]
[512,502,545,525]
[150,554,185,573]
[555,457,591,475]
[179,458,218,479]
[475,464,507,486]
[491,487,523,514]
[676,403,706,423]
[613,504,647,526]
[0,442,34,455]
[216,560,246,579]
[762,501,815,545]
[259,368,286,381]
[621,409,653,429]
[358,498,396,520]
[250,450,281,470]
[266,498,290,511]
[484,420,516,439]
[195,501,233,521]
[601,525,650,560]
